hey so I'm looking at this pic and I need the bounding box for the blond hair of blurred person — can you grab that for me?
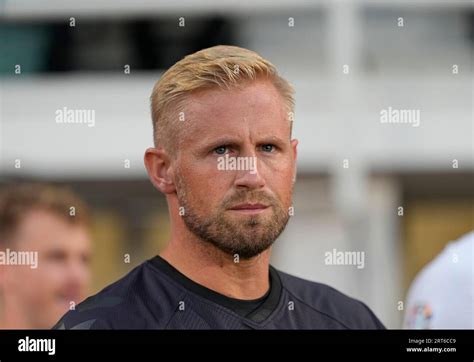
[0,183,92,329]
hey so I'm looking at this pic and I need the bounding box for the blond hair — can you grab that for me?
[150,45,294,156]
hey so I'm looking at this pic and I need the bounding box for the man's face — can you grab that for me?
[1,209,92,328]
[174,79,298,259]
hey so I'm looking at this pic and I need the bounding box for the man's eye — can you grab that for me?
[214,146,229,155]
[261,144,275,152]
[45,251,67,262]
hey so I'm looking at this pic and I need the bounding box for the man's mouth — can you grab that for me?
[228,203,270,214]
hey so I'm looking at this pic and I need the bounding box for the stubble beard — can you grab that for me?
[175,174,292,259]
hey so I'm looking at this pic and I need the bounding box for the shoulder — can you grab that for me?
[275,268,385,329]
[407,232,473,302]
[53,259,185,329]
[404,232,473,328]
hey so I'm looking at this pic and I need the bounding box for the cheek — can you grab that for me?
[182,162,230,205]
[32,261,67,291]
[260,151,294,174]
[264,162,295,201]
[74,259,92,286]
[9,267,54,301]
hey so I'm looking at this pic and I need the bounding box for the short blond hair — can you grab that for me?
[150,45,294,156]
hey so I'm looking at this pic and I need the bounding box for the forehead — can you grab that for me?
[180,79,290,143]
[13,210,90,250]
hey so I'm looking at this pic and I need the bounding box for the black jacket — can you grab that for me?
[54,256,385,330]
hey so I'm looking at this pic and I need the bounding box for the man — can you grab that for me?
[404,231,473,329]
[55,45,384,329]
[0,183,92,329]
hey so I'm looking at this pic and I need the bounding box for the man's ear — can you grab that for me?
[144,147,177,194]
[291,138,298,182]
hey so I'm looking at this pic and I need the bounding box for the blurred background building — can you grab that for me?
[0,0,473,328]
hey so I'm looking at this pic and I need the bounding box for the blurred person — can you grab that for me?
[403,231,473,329]
[0,183,92,329]
[55,45,384,329]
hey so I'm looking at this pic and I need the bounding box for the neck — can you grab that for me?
[160,226,271,300]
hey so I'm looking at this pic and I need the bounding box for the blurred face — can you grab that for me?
[1,209,92,328]
[174,79,298,259]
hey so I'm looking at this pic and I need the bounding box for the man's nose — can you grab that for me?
[233,153,265,190]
